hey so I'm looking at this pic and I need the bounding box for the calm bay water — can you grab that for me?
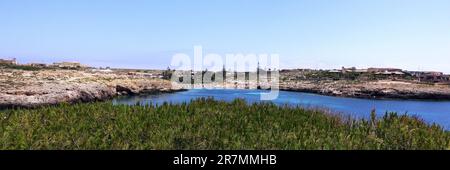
[113,89,450,129]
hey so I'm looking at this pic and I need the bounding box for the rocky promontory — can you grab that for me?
[280,80,450,100]
[0,69,183,108]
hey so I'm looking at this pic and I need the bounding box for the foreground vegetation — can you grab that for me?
[0,98,449,150]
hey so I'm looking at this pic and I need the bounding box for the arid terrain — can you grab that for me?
[280,80,450,100]
[0,68,182,108]
[1,67,450,108]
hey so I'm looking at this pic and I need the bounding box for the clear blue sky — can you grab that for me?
[1,0,449,73]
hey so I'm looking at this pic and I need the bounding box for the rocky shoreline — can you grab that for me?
[0,69,183,109]
[280,80,450,100]
[2,68,450,109]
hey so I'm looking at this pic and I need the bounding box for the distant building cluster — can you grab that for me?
[329,67,450,83]
[0,57,88,69]
[127,72,164,79]
[330,67,405,75]
[0,58,17,65]
[51,62,86,69]
[23,62,86,69]
[407,71,450,83]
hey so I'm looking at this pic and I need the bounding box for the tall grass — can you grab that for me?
[0,98,449,150]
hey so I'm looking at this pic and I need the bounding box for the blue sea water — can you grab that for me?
[113,89,450,129]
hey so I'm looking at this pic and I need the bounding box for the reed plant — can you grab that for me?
[0,98,448,150]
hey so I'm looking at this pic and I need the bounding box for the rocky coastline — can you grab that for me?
[280,80,450,100]
[0,69,183,109]
[2,68,450,109]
